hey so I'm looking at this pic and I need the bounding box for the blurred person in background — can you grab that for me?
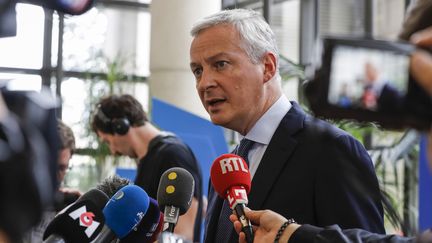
[56,119,82,207]
[91,94,204,242]
[22,119,81,243]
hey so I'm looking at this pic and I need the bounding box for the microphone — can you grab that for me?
[158,232,192,243]
[102,184,150,239]
[210,154,254,243]
[120,197,163,243]
[43,188,109,242]
[19,0,94,15]
[96,174,131,198]
[151,212,165,242]
[92,175,132,243]
[157,167,195,233]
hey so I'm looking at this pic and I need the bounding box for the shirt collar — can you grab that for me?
[242,95,291,145]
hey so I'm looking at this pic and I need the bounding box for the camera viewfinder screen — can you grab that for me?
[328,45,410,111]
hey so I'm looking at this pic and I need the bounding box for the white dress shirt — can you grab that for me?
[240,95,291,178]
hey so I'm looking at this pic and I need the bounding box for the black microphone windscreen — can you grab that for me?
[157,167,194,215]
[96,175,131,198]
[120,197,161,243]
[76,188,109,209]
[43,200,105,242]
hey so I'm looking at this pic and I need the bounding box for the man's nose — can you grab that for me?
[198,68,217,91]
[109,145,117,155]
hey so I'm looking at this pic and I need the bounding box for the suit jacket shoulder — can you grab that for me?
[205,102,385,243]
[249,102,385,233]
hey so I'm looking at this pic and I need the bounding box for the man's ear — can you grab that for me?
[263,52,277,83]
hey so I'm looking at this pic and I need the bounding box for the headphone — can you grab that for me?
[96,105,130,135]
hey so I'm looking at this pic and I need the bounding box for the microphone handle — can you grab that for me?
[91,225,117,243]
[43,234,66,243]
[234,204,254,243]
[163,222,176,233]
[163,205,180,233]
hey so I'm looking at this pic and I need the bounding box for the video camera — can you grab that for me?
[0,0,93,240]
[0,0,93,38]
[305,36,432,130]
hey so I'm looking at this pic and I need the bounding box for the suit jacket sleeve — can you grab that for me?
[290,224,415,243]
[314,133,385,233]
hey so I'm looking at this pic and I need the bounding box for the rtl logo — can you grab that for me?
[227,186,248,209]
[219,157,248,174]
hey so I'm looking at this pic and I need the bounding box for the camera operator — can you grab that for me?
[229,12,432,243]
[0,90,60,243]
[0,0,94,242]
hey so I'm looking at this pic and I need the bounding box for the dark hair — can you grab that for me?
[57,119,75,153]
[96,175,131,198]
[91,94,148,134]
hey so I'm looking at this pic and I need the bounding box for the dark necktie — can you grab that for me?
[214,138,255,243]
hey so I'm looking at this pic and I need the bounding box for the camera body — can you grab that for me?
[305,36,432,130]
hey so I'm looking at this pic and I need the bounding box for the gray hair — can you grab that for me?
[191,8,279,68]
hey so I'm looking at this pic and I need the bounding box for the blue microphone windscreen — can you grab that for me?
[120,197,161,243]
[103,185,150,238]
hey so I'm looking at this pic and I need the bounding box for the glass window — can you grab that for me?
[318,0,365,36]
[0,4,44,69]
[270,0,300,101]
[0,73,42,91]
[373,0,405,39]
[271,0,300,63]
[62,7,151,76]
[62,8,108,72]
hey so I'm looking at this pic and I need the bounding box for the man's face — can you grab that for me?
[190,24,267,134]
[58,148,72,183]
[97,131,137,158]
[365,63,378,83]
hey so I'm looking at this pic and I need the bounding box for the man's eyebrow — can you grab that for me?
[190,62,200,69]
[190,52,230,69]
[206,52,229,63]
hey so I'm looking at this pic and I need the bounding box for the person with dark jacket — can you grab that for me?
[190,8,385,243]
[230,7,432,243]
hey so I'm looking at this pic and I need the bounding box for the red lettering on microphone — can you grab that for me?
[80,212,95,227]
[227,186,248,209]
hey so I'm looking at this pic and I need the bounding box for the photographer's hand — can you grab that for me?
[230,208,301,243]
[0,93,9,121]
[411,27,432,96]
[410,26,432,165]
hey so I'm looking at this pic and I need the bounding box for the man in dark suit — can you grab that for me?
[361,61,404,111]
[189,8,385,243]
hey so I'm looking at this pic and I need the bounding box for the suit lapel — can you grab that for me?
[248,102,305,209]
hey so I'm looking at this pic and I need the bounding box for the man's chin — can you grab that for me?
[209,116,232,129]
[209,116,225,126]
[129,154,138,159]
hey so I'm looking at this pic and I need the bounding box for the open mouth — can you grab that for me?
[207,98,226,107]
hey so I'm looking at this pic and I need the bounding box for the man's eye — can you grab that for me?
[193,68,202,77]
[215,61,228,69]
